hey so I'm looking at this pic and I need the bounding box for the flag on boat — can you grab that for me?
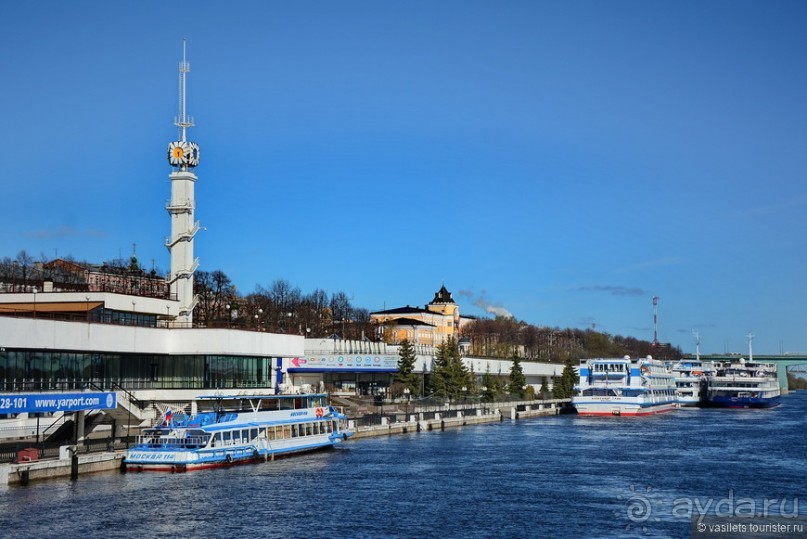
[164,407,173,426]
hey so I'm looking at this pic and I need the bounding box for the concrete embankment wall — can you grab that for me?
[349,399,571,439]
[1,449,124,486]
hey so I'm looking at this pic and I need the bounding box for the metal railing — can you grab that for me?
[0,435,136,463]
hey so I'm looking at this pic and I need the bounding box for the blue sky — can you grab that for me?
[2,1,806,354]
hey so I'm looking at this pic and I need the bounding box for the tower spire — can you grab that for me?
[175,38,194,143]
[168,39,199,170]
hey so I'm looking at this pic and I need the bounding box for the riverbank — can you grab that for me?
[1,398,572,486]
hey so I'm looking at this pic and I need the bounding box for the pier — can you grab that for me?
[348,398,571,439]
[1,447,123,486]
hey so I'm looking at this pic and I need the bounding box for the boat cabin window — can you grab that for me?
[259,399,280,411]
[250,428,258,440]
[309,396,325,407]
[279,399,295,410]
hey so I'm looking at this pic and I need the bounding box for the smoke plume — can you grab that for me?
[458,289,514,319]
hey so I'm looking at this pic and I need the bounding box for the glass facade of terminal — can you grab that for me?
[0,348,272,391]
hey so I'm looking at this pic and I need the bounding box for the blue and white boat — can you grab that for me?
[124,393,352,472]
[703,334,781,409]
[572,356,677,416]
[704,360,781,409]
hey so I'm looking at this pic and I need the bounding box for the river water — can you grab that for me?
[1,393,806,538]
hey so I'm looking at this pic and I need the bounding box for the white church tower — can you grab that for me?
[165,40,201,324]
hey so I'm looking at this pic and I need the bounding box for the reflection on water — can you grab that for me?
[0,393,805,538]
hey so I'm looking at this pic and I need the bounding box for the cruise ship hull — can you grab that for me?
[573,399,676,417]
[702,395,781,409]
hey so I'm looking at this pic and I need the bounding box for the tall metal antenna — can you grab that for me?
[175,38,194,143]
[652,296,659,345]
[747,332,754,362]
[692,329,701,361]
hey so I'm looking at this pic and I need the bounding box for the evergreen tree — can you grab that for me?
[552,358,578,399]
[551,376,563,399]
[539,376,549,399]
[428,337,470,401]
[481,363,497,402]
[428,341,451,398]
[394,339,420,397]
[508,354,526,399]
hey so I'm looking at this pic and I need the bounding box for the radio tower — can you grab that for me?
[165,39,201,324]
[652,296,659,346]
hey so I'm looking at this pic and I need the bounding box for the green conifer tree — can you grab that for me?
[429,337,470,401]
[552,358,577,399]
[508,354,526,399]
[539,376,549,399]
[394,339,420,397]
[428,340,451,398]
[481,363,496,402]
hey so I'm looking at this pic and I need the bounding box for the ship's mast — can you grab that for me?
[747,332,754,362]
[692,330,701,361]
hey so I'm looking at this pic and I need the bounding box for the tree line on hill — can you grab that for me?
[0,250,677,362]
[462,315,682,362]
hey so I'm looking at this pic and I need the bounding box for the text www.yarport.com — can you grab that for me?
[34,396,102,409]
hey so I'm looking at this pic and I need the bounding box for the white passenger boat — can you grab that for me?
[124,393,352,472]
[671,359,715,407]
[572,356,677,416]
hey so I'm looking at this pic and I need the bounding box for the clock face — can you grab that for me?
[186,142,200,167]
[167,141,200,168]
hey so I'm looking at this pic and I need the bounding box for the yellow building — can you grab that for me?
[370,285,473,346]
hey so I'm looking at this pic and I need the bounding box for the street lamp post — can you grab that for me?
[403,387,411,416]
[255,309,263,331]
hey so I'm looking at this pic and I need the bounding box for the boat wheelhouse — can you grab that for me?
[572,356,677,416]
[124,393,352,472]
[704,360,781,409]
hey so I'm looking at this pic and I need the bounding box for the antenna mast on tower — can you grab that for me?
[175,38,194,143]
[652,296,659,346]
[168,38,199,170]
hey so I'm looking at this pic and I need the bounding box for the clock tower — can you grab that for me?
[165,39,200,324]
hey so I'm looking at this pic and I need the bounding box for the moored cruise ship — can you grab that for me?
[573,356,677,416]
[124,393,352,472]
[671,359,715,407]
[703,359,781,409]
